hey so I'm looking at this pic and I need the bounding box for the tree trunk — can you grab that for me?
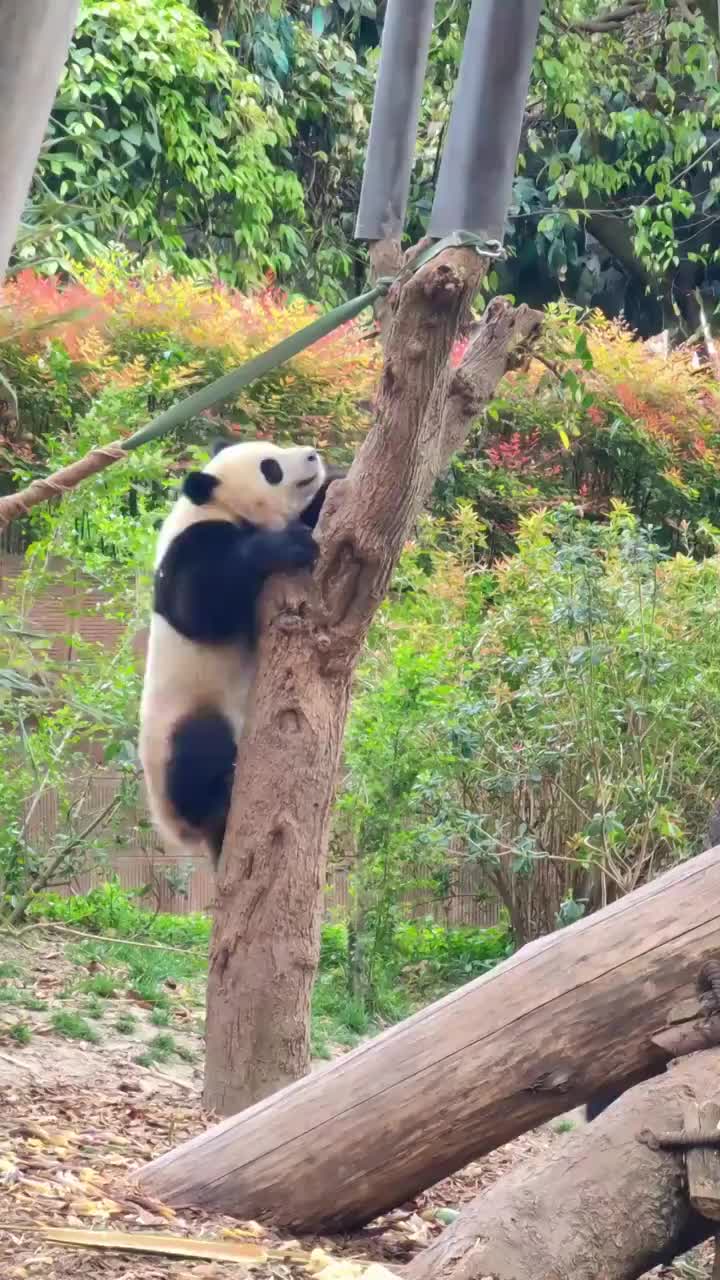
[142,844,720,1230]
[202,262,542,1116]
[0,1,79,279]
[404,1050,719,1280]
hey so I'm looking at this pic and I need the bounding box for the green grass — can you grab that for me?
[553,1117,575,1134]
[310,1020,332,1060]
[135,1032,177,1067]
[51,1010,101,1043]
[7,1022,32,1046]
[114,1012,138,1035]
[131,979,172,1009]
[0,983,47,1012]
[0,961,23,979]
[84,996,105,1021]
[19,994,48,1012]
[310,977,381,1057]
[27,883,514,1062]
[29,881,211,951]
[80,974,118,999]
[134,1032,197,1067]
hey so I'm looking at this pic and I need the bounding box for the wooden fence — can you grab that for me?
[17,769,502,926]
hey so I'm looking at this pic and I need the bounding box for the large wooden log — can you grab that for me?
[405,1050,720,1280]
[141,846,720,1232]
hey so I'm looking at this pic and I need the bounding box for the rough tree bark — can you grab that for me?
[0,1,79,279]
[403,1051,720,1280]
[141,845,720,1228]
[202,253,542,1116]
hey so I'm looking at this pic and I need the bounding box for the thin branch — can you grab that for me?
[0,441,125,529]
[570,0,646,33]
[368,238,404,347]
[695,286,720,381]
[8,792,124,925]
[1,920,205,956]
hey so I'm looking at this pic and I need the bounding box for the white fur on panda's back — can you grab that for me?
[153,497,225,568]
[139,613,254,854]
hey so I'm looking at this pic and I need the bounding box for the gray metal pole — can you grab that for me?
[429,0,543,241]
[355,0,436,241]
[0,0,80,280]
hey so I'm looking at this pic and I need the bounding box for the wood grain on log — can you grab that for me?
[652,1002,720,1059]
[685,1098,720,1222]
[143,846,720,1231]
[404,1052,720,1280]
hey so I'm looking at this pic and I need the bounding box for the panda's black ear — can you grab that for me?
[211,438,231,457]
[183,471,220,506]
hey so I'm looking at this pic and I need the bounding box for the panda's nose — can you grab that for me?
[306,451,318,464]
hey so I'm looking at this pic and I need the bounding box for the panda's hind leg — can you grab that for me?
[586,1089,619,1122]
[166,708,236,868]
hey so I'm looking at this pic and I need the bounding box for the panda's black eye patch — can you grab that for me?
[260,458,284,485]
[183,472,220,505]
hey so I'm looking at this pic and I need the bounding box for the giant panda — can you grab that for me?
[139,439,344,870]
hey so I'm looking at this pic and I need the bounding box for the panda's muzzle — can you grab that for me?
[296,451,321,490]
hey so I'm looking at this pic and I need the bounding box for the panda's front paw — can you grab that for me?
[283,522,319,571]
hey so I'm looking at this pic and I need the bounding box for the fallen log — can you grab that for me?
[141,846,720,1232]
[404,1050,720,1280]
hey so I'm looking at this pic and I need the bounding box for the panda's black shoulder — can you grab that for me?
[158,519,250,573]
[154,520,256,643]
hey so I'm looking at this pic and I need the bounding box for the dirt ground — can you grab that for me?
[0,936,714,1280]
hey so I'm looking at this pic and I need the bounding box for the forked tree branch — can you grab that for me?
[204,247,543,1114]
[439,297,543,470]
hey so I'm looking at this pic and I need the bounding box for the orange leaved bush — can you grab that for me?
[466,304,720,556]
[0,257,379,461]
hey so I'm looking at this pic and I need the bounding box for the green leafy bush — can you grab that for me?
[393,920,512,988]
[29,880,212,949]
[342,502,720,949]
[29,881,510,1030]
[19,0,306,287]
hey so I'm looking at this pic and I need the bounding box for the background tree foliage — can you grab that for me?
[14,0,720,331]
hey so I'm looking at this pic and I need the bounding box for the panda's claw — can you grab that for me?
[282,522,319,570]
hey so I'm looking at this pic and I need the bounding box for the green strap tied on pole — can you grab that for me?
[121,231,503,455]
